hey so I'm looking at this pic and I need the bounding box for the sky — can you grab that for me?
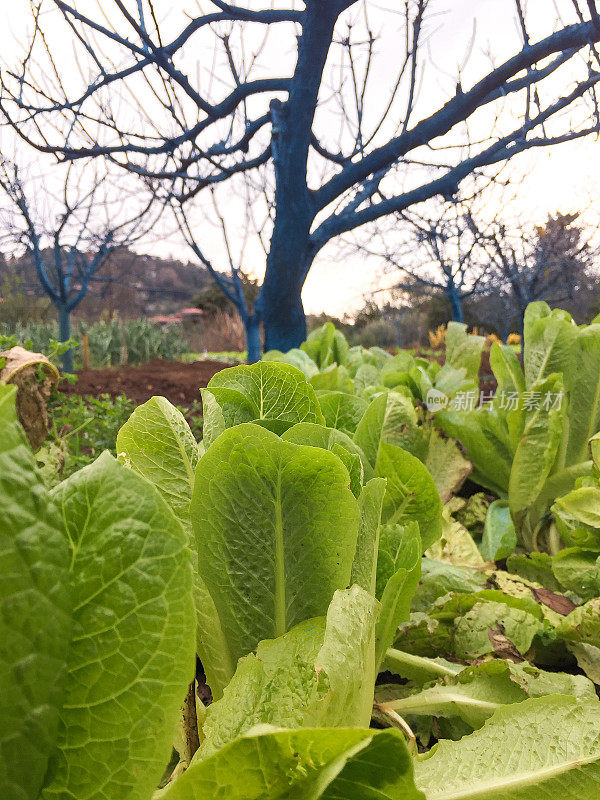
[1,0,600,317]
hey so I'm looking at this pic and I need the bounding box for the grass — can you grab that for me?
[36,391,203,487]
[181,351,246,364]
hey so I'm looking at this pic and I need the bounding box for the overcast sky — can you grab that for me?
[1,1,599,316]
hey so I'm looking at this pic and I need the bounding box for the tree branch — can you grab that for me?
[313,20,600,211]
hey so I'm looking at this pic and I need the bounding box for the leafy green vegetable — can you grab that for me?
[262,347,319,379]
[301,321,350,369]
[116,395,198,532]
[382,649,464,684]
[553,486,600,549]
[414,695,600,800]
[445,322,486,379]
[552,548,600,600]
[556,598,600,648]
[569,642,600,685]
[199,586,379,756]
[438,304,600,552]
[191,423,360,676]
[376,441,442,549]
[426,510,484,567]
[375,532,422,670]
[317,391,369,436]
[412,559,488,612]
[43,452,196,800]
[382,659,596,730]
[0,385,71,800]
[161,726,423,800]
[506,552,563,592]
[453,600,544,660]
[201,361,324,447]
[350,478,387,593]
[480,500,517,561]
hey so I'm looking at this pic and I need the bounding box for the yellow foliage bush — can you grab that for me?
[428,324,446,349]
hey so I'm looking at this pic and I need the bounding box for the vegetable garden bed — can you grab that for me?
[3,301,600,800]
[60,357,228,404]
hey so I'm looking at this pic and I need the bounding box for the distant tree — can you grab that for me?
[354,194,498,323]
[3,1,600,357]
[463,287,520,343]
[191,271,259,317]
[480,212,597,338]
[0,157,160,370]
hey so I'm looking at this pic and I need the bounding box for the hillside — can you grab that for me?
[0,247,214,319]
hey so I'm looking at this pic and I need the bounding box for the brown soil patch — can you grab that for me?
[60,359,230,405]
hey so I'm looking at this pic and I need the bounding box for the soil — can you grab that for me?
[60,359,230,406]
[57,349,501,406]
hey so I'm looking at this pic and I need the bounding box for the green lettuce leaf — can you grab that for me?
[436,407,513,497]
[383,659,596,729]
[382,650,464,684]
[317,391,369,436]
[414,695,600,800]
[350,478,387,594]
[375,533,422,670]
[262,348,319,379]
[552,486,600,550]
[393,425,472,504]
[0,384,71,800]
[198,586,379,756]
[568,642,600,685]
[309,364,353,393]
[201,362,324,447]
[161,725,424,800]
[552,548,600,600]
[523,301,578,388]
[116,395,198,533]
[412,559,488,612]
[563,323,600,465]
[480,500,517,561]
[354,392,418,465]
[453,600,544,660]
[353,363,381,395]
[426,511,484,567]
[42,452,195,800]
[376,442,442,550]
[445,322,485,379]
[509,373,565,521]
[506,552,564,592]
[556,598,600,649]
[191,423,360,669]
[281,422,372,482]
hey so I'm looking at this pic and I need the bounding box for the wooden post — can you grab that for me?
[121,324,128,366]
[82,333,90,370]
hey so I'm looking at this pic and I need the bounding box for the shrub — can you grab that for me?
[0,318,189,367]
[354,319,398,349]
[200,311,245,352]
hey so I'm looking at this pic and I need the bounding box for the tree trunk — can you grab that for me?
[245,312,262,364]
[58,304,74,373]
[446,286,464,323]
[258,249,310,353]
[258,5,341,353]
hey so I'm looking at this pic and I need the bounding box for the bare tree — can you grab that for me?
[3,1,600,355]
[352,191,501,323]
[0,156,161,370]
[173,185,263,358]
[480,211,598,338]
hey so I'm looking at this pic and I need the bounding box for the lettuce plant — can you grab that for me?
[439,302,600,551]
[0,383,195,800]
[5,354,600,800]
[264,321,482,502]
